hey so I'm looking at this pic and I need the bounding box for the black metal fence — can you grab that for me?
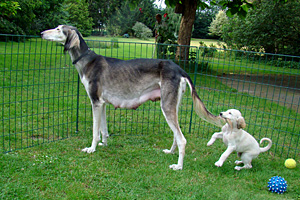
[1,34,299,159]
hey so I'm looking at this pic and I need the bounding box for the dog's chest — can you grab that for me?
[222,130,238,146]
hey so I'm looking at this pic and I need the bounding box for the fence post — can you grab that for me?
[188,47,200,134]
[75,74,80,134]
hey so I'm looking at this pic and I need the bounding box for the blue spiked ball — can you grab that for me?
[268,176,287,194]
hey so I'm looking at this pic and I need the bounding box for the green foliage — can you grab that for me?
[65,0,94,37]
[0,0,67,35]
[199,41,217,58]
[106,0,157,37]
[192,6,219,39]
[212,0,253,18]
[208,10,229,38]
[106,1,137,36]
[132,22,152,40]
[0,0,20,16]
[222,0,300,56]
[162,7,181,41]
[88,0,123,35]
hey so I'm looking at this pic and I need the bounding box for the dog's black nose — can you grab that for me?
[220,113,223,116]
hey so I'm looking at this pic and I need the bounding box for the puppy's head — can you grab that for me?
[220,109,246,129]
[41,25,80,51]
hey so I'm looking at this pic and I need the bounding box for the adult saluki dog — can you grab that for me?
[41,25,224,170]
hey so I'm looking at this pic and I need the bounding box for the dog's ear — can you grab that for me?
[237,117,246,129]
[64,29,80,52]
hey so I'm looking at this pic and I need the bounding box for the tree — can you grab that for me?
[222,0,300,56]
[65,0,94,36]
[106,0,157,36]
[164,0,253,60]
[0,0,20,17]
[0,0,66,35]
[208,10,228,38]
[88,0,123,34]
[192,6,219,38]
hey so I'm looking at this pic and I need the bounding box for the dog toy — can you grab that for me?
[267,176,287,194]
[284,158,296,169]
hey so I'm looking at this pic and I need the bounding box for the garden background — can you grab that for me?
[1,0,300,199]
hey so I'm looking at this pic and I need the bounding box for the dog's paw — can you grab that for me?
[98,142,107,146]
[234,166,242,171]
[81,147,96,153]
[163,149,174,154]
[207,141,214,146]
[215,161,223,167]
[169,164,183,170]
[235,160,243,165]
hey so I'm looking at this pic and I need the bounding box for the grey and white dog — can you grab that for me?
[41,25,224,170]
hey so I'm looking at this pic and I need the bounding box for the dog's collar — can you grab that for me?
[72,49,91,65]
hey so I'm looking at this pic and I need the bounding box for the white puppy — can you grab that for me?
[207,109,272,170]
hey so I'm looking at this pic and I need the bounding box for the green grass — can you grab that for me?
[0,35,299,199]
[85,36,221,47]
[1,133,299,199]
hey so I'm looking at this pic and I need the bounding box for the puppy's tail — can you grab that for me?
[185,77,225,128]
[259,138,272,152]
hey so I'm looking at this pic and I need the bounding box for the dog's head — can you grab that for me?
[220,109,246,129]
[41,25,82,51]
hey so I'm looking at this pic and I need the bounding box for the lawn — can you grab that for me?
[0,132,299,199]
[86,36,221,47]
[0,35,299,199]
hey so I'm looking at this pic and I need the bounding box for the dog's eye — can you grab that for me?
[229,112,231,114]
[57,28,60,31]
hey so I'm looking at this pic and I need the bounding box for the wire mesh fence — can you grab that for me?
[1,34,299,159]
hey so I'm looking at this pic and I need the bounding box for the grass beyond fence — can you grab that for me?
[0,34,300,199]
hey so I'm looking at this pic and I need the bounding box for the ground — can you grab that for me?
[219,74,300,112]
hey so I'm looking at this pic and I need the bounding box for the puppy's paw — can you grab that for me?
[169,164,183,170]
[215,161,223,167]
[163,149,174,154]
[207,140,214,146]
[235,160,243,165]
[234,166,242,171]
[82,147,96,153]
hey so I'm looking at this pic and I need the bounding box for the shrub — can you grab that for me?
[132,22,152,40]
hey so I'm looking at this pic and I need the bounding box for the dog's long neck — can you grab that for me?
[67,35,96,77]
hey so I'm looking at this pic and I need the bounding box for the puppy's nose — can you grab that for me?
[220,113,223,116]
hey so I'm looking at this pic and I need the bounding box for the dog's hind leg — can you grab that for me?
[99,103,109,146]
[82,101,104,153]
[235,153,253,170]
[161,77,186,170]
[163,137,177,154]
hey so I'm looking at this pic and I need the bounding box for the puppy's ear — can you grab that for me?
[64,29,79,52]
[237,117,246,129]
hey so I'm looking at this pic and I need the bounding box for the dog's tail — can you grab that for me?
[185,77,225,128]
[259,138,272,152]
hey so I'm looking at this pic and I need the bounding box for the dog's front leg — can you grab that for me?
[82,102,103,153]
[215,146,234,167]
[99,103,108,146]
[207,132,223,146]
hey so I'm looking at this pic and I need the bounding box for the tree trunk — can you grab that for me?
[176,0,197,61]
